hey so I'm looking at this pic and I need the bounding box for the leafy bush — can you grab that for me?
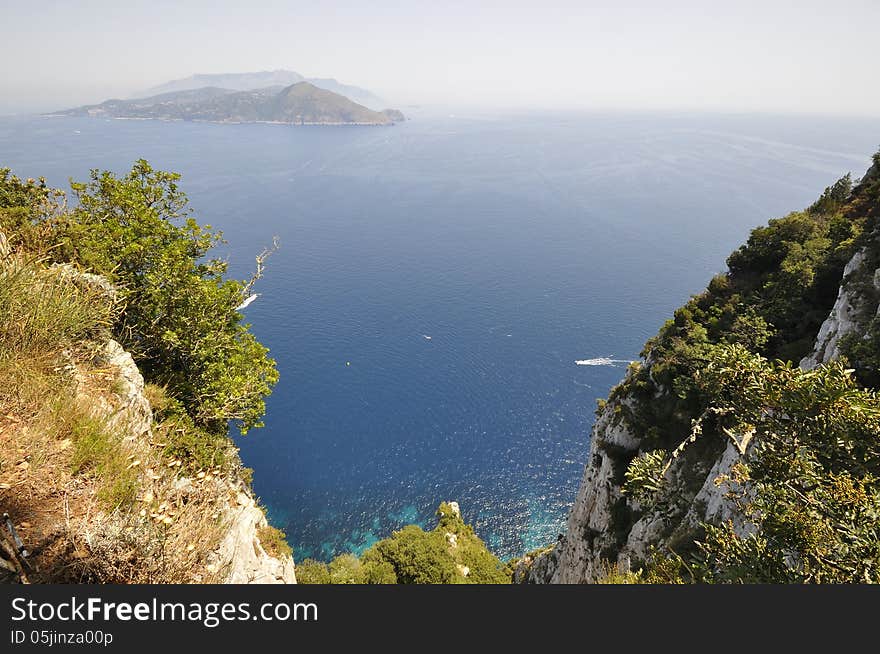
[364,525,458,584]
[623,450,667,506]
[151,393,229,472]
[294,559,331,584]
[42,160,279,434]
[691,346,880,582]
[328,554,365,584]
[625,345,880,583]
[296,503,508,584]
[2,161,278,437]
[257,524,293,559]
[0,169,65,254]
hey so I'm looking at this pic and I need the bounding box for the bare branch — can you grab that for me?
[239,236,280,302]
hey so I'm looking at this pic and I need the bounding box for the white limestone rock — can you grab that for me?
[800,249,868,369]
[216,487,296,584]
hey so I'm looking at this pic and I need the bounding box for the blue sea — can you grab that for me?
[2,109,877,560]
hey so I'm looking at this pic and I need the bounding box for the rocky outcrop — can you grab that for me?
[216,490,296,584]
[98,339,153,442]
[112,343,296,584]
[512,544,559,584]
[519,162,880,584]
[800,249,871,368]
[56,264,296,584]
[544,396,639,583]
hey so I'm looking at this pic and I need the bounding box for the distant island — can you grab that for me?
[56,80,405,127]
[133,69,388,111]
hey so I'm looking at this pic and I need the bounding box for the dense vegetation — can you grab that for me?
[296,503,510,584]
[612,150,880,582]
[1,162,279,462]
[624,346,880,582]
[0,162,286,581]
[4,149,879,584]
[617,168,870,451]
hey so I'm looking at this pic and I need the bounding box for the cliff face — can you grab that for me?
[218,489,296,584]
[799,244,879,369]
[100,336,297,584]
[525,374,754,583]
[521,160,880,584]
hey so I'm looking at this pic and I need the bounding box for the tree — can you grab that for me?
[328,554,364,584]
[809,173,852,216]
[366,525,458,584]
[694,347,880,582]
[625,345,880,583]
[294,559,331,584]
[49,160,278,434]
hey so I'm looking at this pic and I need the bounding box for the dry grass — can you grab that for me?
[0,250,239,584]
[257,524,293,559]
[75,475,233,584]
[0,254,113,360]
[595,560,647,584]
[2,369,238,583]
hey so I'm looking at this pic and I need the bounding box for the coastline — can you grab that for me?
[43,114,398,126]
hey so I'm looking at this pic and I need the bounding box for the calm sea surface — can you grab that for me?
[2,110,877,559]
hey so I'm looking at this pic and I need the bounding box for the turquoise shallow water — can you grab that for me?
[2,110,878,560]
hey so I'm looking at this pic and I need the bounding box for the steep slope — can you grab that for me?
[1,163,297,584]
[0,234,295,583]
[299,78,386,110]
[518,153,880,583]
[265,82,393,124]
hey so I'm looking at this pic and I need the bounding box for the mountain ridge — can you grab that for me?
[134,69,387,110]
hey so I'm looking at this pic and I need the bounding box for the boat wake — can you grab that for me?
[575,357,631,367]
[235,293,260,310]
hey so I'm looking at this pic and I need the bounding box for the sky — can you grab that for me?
[2,0,878,116]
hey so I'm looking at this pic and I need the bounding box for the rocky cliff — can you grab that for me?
[519,157,880,584]
[0,244,295,584]
[98,335,297,584]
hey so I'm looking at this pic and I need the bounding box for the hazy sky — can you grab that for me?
[2,0,878,116]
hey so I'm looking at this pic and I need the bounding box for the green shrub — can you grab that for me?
[693,346,880,583]
[257,524,293,559]
[303,503,508,584]
[151,393,228,472]
[66,402,138,509]
[0,257,114,359]
[328,554,365,584]
[365,525,457,584]
[3,160,279,436]
[627,345,880,583]
[295,559,331,584]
